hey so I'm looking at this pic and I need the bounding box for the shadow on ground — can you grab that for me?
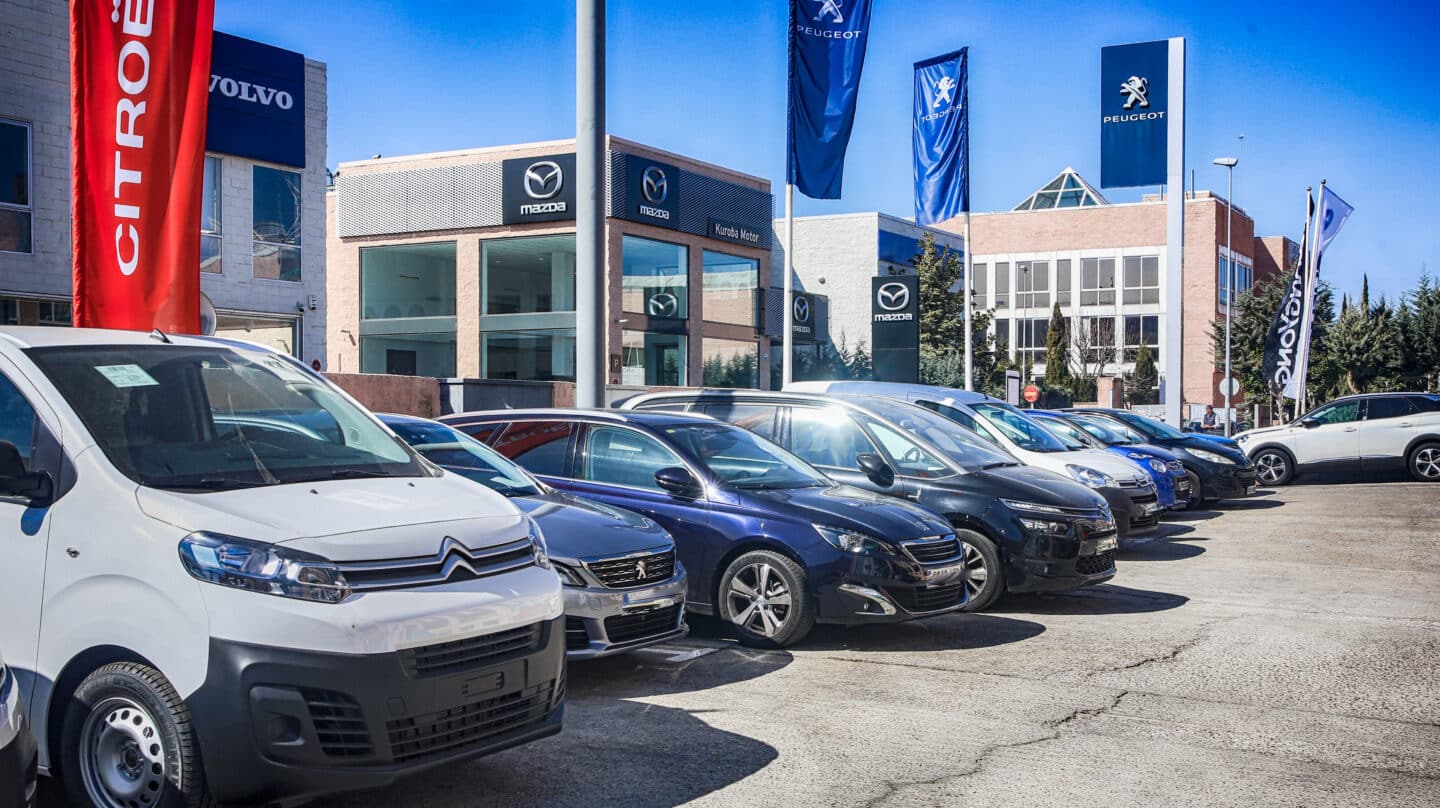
[1120,536,1207,561]
[995,583,1189,615]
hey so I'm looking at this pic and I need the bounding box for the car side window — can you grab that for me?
[0,373,38,467]
[491,421,575,477]
[584,426,684,491]
[917,401,1003,447]
[786,407,877,470]
[862,418,949,478]
[1365,398,1414,420]
[1310,401,1361,425]
[1409,396,1440,413]
[696,403,778,441]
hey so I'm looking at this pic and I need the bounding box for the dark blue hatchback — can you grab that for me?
[441,409,968,648]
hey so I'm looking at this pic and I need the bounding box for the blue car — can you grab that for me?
[440,409,969,648]
[1030,411,1190,511]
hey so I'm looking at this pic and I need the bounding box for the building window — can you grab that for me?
[359,333,456,377]
[361,242,456,320]
[1217,254,1253,305]
[701,250,758,326]
[252,165,301,282]
[1081,316,1117,364]
[200,156,222,274]
[971,263,987,308]
[1080,257,1116,305]
[1124,314,1159,360]
[1122,255,1160,304]
[702,338,758,388]
[37,301,71,327]
[214,314,298,357]
[482,329,576,382]
[622,330,686,386]
[0,119,32,254]
[1056,259,1072,306]
[994,262,1010,308]
[0,299,16,325]
[993,317,1010,352]
[1016,318,1050,367]
[1015,261,1049,309]
[622,235,688,319]
[483,235,575,314]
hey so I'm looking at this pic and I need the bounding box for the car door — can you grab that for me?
[0,357,63,713]
[1358,396,1419,466]
[1291,399,1363,468]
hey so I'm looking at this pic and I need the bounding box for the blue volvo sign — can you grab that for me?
[1100,40,1169,188]
[206,32,306,168]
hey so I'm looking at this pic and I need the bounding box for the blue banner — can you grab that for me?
[787,0,874,199]
[1100,40,1169,188]
[207,32,307,168]
[913,48,968,225]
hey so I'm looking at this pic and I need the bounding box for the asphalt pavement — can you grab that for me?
[42,481,1440,806]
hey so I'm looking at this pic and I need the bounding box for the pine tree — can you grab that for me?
[911,233,964,355]
[1043,301,1072,387]
[1128,344,1159,405]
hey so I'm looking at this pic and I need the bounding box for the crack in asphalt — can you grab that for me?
[1076,615,1244,680]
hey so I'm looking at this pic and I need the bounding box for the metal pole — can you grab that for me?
[1223,166,1233,437]
[782,184,794,388]
[963,211,974,390]
[575,0,606,408]
[1162,37,1186,426]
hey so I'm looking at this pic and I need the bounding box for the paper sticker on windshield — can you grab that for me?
[95,364,159,388]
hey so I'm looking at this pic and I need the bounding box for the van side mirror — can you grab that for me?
[855,453,896,488]
[0,441,53,503]
[654,466,703,498]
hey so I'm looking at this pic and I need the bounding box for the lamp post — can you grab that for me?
[1213,156,1239,437]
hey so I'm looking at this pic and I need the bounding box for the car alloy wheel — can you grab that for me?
[80,696,169,808]
[1254,450,1291,485]
[1412,445,1440,481]
[961,541,988,601]
[726,561,793,638]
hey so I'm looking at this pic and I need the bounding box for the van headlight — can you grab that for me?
[1066,465,1115,488]
[527,517,552,570]
[178,532,351,604]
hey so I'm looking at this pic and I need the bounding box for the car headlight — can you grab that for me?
[1000,498,1066,515]
[1185,447,1237,465]
[527,517,552,570]
[1143,458,1168,474]
[553,562,586,587]
[179,532,351,604]
[1017,516,1070,536]
[1066,464,1115,488]
[814,524,893,555]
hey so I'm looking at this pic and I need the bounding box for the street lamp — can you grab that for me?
[1213,156,1239,437]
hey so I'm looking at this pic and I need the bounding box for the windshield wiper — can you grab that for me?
[149,477,270,491]
[981,461,1019,470]
[312,468,395,481]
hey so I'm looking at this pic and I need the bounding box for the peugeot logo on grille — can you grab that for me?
[523,160,564,200]
[641,166,668,204]
[648,292,679,318]
[793,295,811,323]
[635,559,648,579]
[876,282,910,312]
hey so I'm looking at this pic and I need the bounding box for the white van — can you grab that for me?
[787,381,1163,537]
[0,328,565,806]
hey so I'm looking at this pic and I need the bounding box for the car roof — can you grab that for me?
[0,325,281,353]
[625,388,953,423]
[441,408,714,427]
[785,380,994,404]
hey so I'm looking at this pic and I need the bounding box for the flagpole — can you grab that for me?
[963,210,974,390]
[1296,180,1326,416]
[782,183,795,388]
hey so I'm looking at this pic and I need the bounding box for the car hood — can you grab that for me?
[136,473,531,562]
[1189,432,1242,449]
[1234,425,1286,443]
[1168,435,1250,463]
[1111,443,1182,465]
[513,490,673,561]
[1060,448,1151,484]
[738,484,953,539]
[970,465,1109,510]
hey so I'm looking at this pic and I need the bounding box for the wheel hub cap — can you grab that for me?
[962,542,988,599]
[82,698,167,807]
[1257,453,1285,483]
[1418,448,1440,479]
[727,562,792,637]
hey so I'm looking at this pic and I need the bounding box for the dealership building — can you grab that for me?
[326,137,774,388]
[0,2,329,363]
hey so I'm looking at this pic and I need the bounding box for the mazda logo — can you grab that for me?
[641,166,668,204]
[648,292,679,318]
[876,282,910,312]
[523,161,564,200]
[793,296,811,323]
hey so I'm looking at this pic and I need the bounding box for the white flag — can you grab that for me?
[1283,185,1354,401]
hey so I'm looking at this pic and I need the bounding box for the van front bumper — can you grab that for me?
[187,616,565,806]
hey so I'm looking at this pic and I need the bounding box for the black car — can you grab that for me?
[1065,407,1258,506]
[622,391,1120,612]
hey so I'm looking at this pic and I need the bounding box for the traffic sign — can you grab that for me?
[1023,384,1040,403]
[1219,377,1240,397]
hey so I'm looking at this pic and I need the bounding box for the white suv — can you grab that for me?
[1235,393,1440,484]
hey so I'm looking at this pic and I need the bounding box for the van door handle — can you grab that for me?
[1398,422,1413,427]
[1343,427,1357,432]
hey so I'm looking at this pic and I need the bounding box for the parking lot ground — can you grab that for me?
[43,483,1440,807]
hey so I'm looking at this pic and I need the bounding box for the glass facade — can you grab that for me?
[623,235,688,319]
[994,262,1010,308]
[483,329,576,382]
[972,263,988,308]
[201,156,222,274]
[359,242,457,377]
[701,250,758,326]
[702,337,758,388]
[483,235,575,314]
[360,333,457,377]
[622,330,686,386]
[1217,254,1253,305]
[1124,314,1160,359]
[1080,258,1116,305]
[253,165,302,282]
[1016,318,1051,367]
[1056,259,1072,306]
[0,119,32,254]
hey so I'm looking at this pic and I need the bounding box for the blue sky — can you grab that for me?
[215,0,1440,299]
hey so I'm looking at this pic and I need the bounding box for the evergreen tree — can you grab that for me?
[1401,274,1440,390]
[1127,344,1159,405]
[911,233,964,355]
[1043,301,1072,387]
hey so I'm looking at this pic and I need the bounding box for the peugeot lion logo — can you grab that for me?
[931,75,957,108]
[648,292,679,318]
[793,296,811,324]
[523,161,564,199]
[1120,76,1150,110]
[635,559,648,579]
[813,0,844,23]
[876,283,910,312]
[641,166,668,204]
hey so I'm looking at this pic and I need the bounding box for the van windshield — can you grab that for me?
[969,403,1070,452]
[28,344,426,491]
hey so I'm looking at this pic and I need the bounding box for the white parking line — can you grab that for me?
[633,645,720,663]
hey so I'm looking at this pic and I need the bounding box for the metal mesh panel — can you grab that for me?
[337,162,503,237]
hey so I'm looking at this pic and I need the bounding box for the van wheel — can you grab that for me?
[719,550,815,648]
[955,530,1003,612]
[1409,442,1440,481]
[62,663,214,808]
[1253,448,1294,486]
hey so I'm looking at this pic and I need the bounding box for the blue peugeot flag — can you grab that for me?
[787,0,875,199]
[913,48,969,225]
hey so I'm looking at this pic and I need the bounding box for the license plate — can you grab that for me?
[1082,535,1118,556]
[922,563,965,585]
[1246,484,1257,496]
[1175,480,1191,492]
[1143,502,1163,515]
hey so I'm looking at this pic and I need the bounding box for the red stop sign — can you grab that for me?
[1023,385,1040,403]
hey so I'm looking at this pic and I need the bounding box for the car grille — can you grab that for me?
[1166,460,1185,473]
[885,583,966,613]
[565,617,590,651]
[400,623,543,678]
[300,688,373,759]
[336,537,537,592]
[386,679,558,764]
[604,604,681,644]
[901,535,962,564]
[1118,477,1151,489]
[583,549,676,589]
[1076,550,1116,576]
[1130,492,1160,528]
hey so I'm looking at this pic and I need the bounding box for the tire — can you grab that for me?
[1408,442,1440,482]
[1184,470,1204,509]
[61,662,214,808]
[718,550,815,648]
[955,529,1003,613]
[1253,448,1294,486]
